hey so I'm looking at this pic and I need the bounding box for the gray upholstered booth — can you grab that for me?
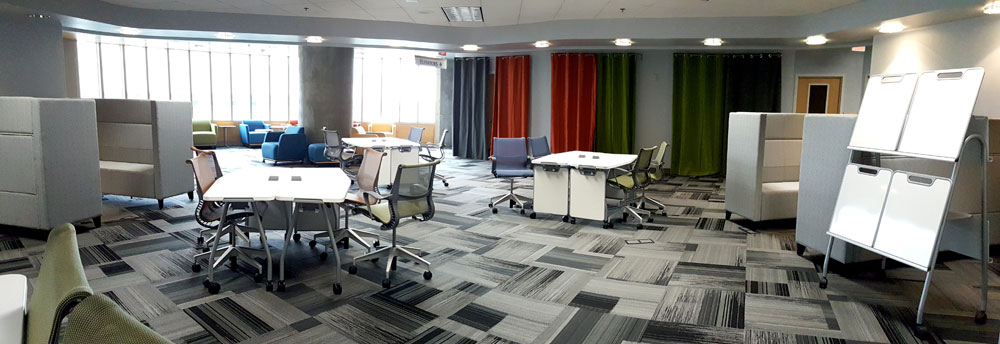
[94,99,194,209]
[725,112,804,222]
[0,97,102,229]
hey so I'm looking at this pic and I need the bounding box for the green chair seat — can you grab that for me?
[370,199,430,223]
[26,223,92,344]
[64,294,171,344]
[608,174,635,189]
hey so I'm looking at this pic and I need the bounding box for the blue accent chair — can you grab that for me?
[262,126,308,164]
[489,137,533,215]
[239,120,270,147]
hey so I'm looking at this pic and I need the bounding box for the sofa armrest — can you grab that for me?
[211,123,218,134]
[264,124,272,129]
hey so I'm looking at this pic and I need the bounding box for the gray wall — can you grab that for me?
[299,46,353,143]
[0,12,67,98]
[871,15,1000,117]
[790,47,869,114]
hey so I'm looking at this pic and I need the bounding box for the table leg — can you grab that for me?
[279,202,296,291]
[205,202,230,294]
[250,202,273,290]
[322,204,343,295]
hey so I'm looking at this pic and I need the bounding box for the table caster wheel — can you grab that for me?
[207,282,221,294]
[520,209,526,215]
[562,215,569,222]
[348,265,358,274]
[254,273,263,283]
[509,200,515,208]
[341,238,350,249]
[487,203,493,208]
[320,252,328,261]
[602,223,610,229]
[819,277,828,289]
[293,233,301,242]
[443,182,449,187]
[197,237,205,246]
[492,208,498,214]
[309,240,317,248]
[265,281,273,291]
[529,212,537,219]
[277,281,286,292]
[637,224,644,229]
[913,324,931,339]
[381,279,392,289]
[203,279,211,288]
[570,218,576,224]
[423,271,433,280]
[332,283,343,295]
[390,257,397,271]
[975,310,988,324]
[192,264,201,272]
[373,241,381,248]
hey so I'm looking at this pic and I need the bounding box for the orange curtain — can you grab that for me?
[550,53,597,153]
[491,55,531,144]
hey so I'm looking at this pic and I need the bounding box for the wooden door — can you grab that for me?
[795,77,842,114]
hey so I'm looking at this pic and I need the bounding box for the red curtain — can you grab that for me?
[491,56,531,144]
[550,53,597,153]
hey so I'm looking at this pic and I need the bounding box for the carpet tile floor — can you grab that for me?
[2,147,1000,343]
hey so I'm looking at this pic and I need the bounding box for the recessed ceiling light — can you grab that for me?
[216,32,235,40]
[614,38,633,47]
[119,27,141,35]
[805,35,828,45]
[461,44,480,51]
[985,2,1000,14]
[878,22,904,33]
[703,38,723,46]
[852,46,866,52]
[305,36,324,43]
[534,40,550,48]
[442,7,483,22]
[27,14,50,19]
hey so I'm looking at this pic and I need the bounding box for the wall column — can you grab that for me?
[299,46,353,144]
[0,11,67,98]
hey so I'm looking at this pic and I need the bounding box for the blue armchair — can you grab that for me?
[239,120,270,147]
[262,126,308,164]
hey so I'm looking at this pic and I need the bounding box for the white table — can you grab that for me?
[0,274,26,344]
[531,151,637,223]
[343,137,420,186]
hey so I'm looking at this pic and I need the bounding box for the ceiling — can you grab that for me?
[97,0,860,27]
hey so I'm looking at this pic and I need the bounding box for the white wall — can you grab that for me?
[872,15,1000,117]
[0,12,67,98]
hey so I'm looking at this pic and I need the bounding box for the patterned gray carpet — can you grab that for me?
[2,147,999,343]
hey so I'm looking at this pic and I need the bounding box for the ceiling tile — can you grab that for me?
[312,0,364,12]
[367,7,413,22]
[352,0,400,10]
[481,0,519,26]
[403,6,449,25]
[554,0,609,20]
[436,0,481,7]
[394,0,440,9]
[517,0,560,24]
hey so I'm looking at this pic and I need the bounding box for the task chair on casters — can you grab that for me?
[605,146,657,229]
[322,127,360,176]
[639,141,670,215]
[407,127,425,143]
[187,147,271,293]
[528,136,551,158]
[347,160,440,289]
[419,129,450,187]
[308,148,384,255]
[489,137,533,215]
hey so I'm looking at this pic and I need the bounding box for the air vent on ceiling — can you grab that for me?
[442,6,483,22]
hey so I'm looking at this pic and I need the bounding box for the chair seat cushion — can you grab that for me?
[494,169,533,178]
[261,142,279,159]
[608,174,635,189]
[760,181,799,220]
[193,132,217,146]
[99,161,155,197]
[344,191,377,205]
[370,200,429,224]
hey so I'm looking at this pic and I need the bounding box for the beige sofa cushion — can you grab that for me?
[760,182,799,220]
[99,161,155,198]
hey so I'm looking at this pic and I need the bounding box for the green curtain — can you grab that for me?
[671,54,725,176]
[594,54,637,154]
[671,53,781,176]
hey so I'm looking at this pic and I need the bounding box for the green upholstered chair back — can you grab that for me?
[192,120,212,132]
[633,146,656,186]
[26,223,93,344]
[650,141,669,181]
[64,294,171,344]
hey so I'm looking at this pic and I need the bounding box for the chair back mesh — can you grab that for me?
[439,129,449,147]
[408,127,425,143]
[323,128,344,159]
[633,146,656,186]
[391,161,439,218]
[653,141,668,165]
[493,138,529,170]
[188,148,221,197]
[528,136,551,158]
[357,148,385,193]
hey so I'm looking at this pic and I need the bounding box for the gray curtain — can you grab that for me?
[452,57,489,159]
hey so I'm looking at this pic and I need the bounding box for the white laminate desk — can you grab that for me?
[531,151,637,223]
[0,274,26,344]
[342,137,420,186]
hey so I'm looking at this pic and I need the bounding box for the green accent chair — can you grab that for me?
[64,294,171,344]
[26,223,93,344]
[192,120,218,147]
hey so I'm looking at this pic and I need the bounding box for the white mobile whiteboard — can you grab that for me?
[896,68,985,160]
[827,164,892,247]
[847,74,918,152]
[872,172,952,270]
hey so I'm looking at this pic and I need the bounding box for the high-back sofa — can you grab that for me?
[95,99,194,208]
[725,112,805,222]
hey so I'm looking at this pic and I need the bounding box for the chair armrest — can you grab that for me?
[238,124,249,134]
[210,123,218,134]
[264,124,272,129]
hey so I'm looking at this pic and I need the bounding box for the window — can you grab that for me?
[75,34,299,122]
[353,48,440,124]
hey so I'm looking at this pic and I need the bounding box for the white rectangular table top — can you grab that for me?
[343,137,420,149]
[203,167,284,202]
[532,151,636,169]
[274,168,351,203]
[0,274,26,344]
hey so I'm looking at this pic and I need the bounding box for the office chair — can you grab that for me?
[322,127,360,175]
[489,137,534,215]
[605,146,657,229]
[420,129,450,187]
[64,294,172,344]
[528,136,551,158]
[639,141,669,214]
[407,127,425,143]
[310,148,383,254]
[347,160,440,289]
